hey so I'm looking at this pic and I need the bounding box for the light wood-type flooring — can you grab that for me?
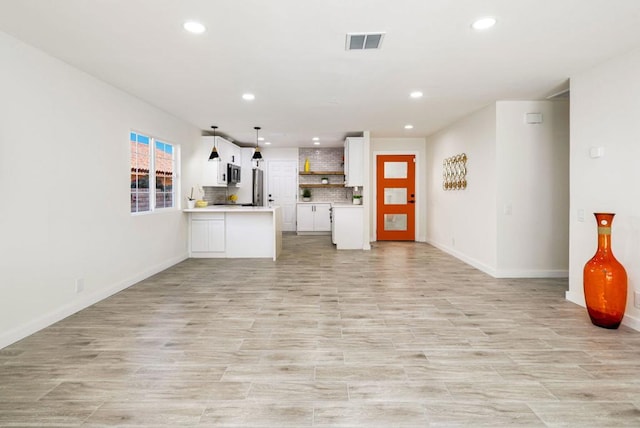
[2,234,640,426]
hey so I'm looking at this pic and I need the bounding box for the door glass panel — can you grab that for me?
[384,214,407,231]
[384,162,407,179]
[384,188,407,205]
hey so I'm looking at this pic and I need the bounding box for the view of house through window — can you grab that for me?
[155,140,174,209]
[130,131,177,213]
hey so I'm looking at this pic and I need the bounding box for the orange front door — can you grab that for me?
[376,155,416,241]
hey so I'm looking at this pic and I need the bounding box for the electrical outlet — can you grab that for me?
[634,291,640,309]
[75,278,84,294]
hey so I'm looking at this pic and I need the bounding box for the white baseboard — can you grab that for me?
[425,239,498,277]
[566,290,586,307]
[494,269,569,278]
[622,313,640,331]
[0,254,187,349]
[425,239,568,279]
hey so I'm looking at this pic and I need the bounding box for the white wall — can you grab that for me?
[425,105,498,273]
[496,101,570,277]
[0,32,201,348]
[260,147,299,162]
[370,137,427,242]
[567,46,640,329]
[425,101,570,278]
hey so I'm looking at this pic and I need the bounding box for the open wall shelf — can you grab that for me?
[299,184,345,188]
[299,171,345,176]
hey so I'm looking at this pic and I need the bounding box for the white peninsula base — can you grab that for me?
[185,206,282,260]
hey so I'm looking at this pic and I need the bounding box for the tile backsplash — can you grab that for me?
[299,148,353,202]
[202,187,228,204]
[299,147,343,171]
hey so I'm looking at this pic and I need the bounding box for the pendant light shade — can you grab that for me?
[252,126,263,160]
[208,125,220,161]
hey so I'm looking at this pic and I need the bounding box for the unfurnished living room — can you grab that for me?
[2,1,640,427]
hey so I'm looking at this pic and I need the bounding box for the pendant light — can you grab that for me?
[208,125,220,161]
[252,126,263,161]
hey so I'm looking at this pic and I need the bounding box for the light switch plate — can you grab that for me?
[589,147,604,158]
[525,113,543,124]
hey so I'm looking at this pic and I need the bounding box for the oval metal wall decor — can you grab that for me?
[442,153,467,191]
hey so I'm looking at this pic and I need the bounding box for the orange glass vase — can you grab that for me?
[583,213,627,329]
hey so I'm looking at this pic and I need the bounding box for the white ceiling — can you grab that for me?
[2,0,640,147]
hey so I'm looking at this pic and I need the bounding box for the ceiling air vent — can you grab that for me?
[346,32,385,50]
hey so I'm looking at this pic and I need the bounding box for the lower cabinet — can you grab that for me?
[190,213,225,253]
[297,203,331,233]
[332,205,364,249]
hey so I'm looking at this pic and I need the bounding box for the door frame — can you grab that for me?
[372,150,422,242]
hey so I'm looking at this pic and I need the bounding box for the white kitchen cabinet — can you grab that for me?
[235,148,256,203]
[202,136,240,186]
[190,213,225,254]
[297,203,331,233]
[344,137,364,187]
[227,142,241,167]
[186,207,282,260]
[332,204,364,249]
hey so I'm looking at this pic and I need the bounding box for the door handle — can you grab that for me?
[408,200,415,204]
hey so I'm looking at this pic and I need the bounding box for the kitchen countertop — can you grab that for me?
[183,205,279,213]
[331,202,363,207]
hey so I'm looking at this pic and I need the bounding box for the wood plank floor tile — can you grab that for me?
[1,234,640,426]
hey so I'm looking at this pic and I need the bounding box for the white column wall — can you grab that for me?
[425,105,499,274]
[496,100,570,277]
[0,32,200,348]
[568,46,640,329]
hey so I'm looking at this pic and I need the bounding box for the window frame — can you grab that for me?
[130,130,180,215]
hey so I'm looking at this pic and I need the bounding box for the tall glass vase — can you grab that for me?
[583,213,627,329]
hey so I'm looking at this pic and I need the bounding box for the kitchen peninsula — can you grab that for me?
[184,206,282,260]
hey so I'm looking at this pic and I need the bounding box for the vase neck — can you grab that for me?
[594,213,615,253]
[597,227,612,252]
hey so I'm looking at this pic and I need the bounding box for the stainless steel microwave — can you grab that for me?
[227,163,241,184]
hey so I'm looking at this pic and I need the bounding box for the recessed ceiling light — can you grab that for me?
[404,124,414,129]
[472,17,496,31]
[258,137,265,141]
[313,142,320,145]
[242,93,255,101]
[265,142,271,145]
[410,91,423,99]
[183,21,206,34]
[312,137,320,141]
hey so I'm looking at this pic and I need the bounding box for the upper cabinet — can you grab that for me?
[202,136,241,187]
[344,137,364,187]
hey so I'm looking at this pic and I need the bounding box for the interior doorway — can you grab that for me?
[266,160,298,231]
[376,154,416,241]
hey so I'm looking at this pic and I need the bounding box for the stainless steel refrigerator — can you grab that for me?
[252,168,264,206]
